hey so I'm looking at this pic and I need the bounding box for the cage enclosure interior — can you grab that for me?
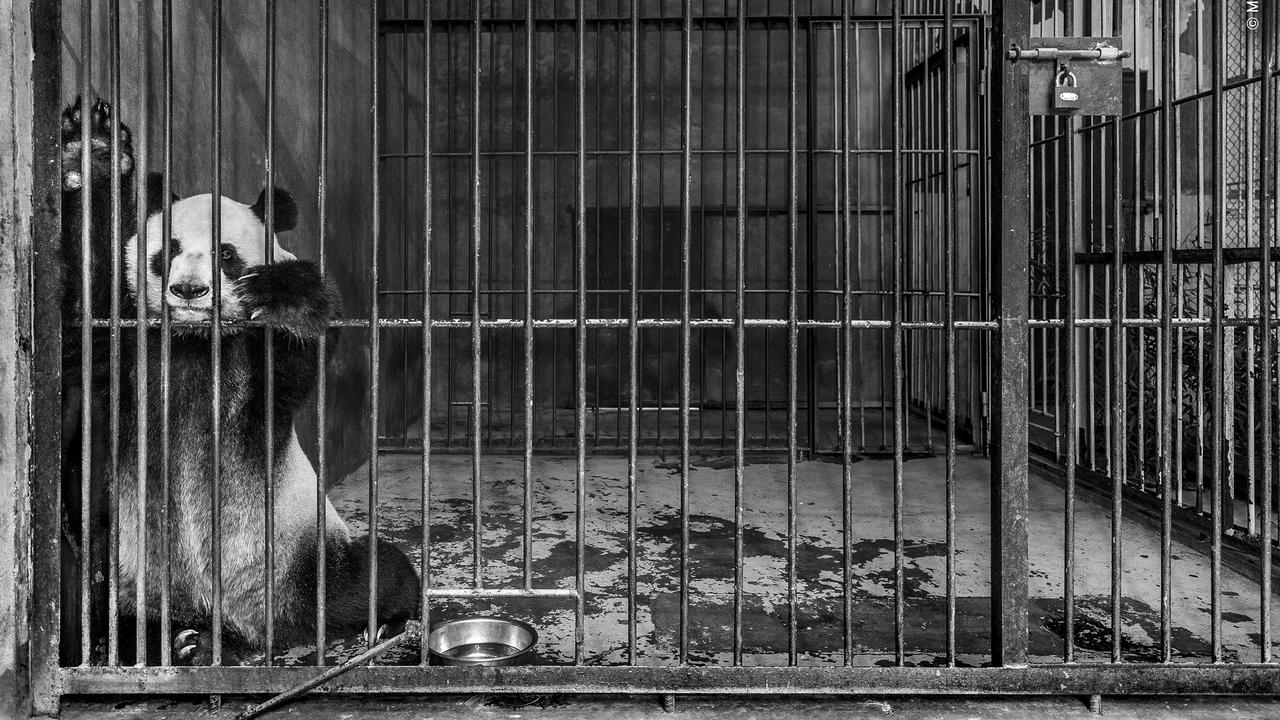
[29,0,1280,702]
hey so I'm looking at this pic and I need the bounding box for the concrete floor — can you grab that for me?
[304,451,1277,666]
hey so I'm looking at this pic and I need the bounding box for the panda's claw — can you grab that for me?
[377,624,389,642]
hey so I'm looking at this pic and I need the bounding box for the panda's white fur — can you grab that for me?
[123,193,297,324]
[115,192,351,655]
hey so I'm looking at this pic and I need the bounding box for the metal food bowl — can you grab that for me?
[427,616,538,666]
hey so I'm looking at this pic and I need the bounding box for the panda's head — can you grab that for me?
[125,187,298,325]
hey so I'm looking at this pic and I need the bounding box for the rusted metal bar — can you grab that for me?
[107,0,122,667]
[891,0,906,666]
[1261,0,1278,665]
[131,0,151,667]
[1209,0,1226,664]
[942,0,957,669]
[521,0,534,599]
[76,0,93,666]
[315,0,329,666]
[61,664,1280,697]
[732,0,746,668]
[628,0,641,667]
[839,0,853,667]
[366,0,382,651]
[679,0,693,668]
[574,0,587,665]
[233,622,423,720]
[262,0,277,662]
[990,0,1031,667]
[210,0,225,666]
[786,0,800,668]
[159,0,174,668]
[418,0,432,667]
[1063,113,1079,665]
[1158,0,1177,664]
[470,0,483,592]
[29,0,65,710]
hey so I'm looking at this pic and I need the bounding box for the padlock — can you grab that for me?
[1053,67,1082,112]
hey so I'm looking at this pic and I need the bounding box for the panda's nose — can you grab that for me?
[170,282,209,301]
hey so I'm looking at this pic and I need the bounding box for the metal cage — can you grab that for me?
[17,0,1280,713]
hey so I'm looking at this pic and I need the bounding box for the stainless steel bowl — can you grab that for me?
[426,616,538,666]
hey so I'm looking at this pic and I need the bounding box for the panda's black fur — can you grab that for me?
[59,97,420,665]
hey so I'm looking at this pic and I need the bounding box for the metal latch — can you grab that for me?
[1007,42,1130,63]
[1010,37,1128,116]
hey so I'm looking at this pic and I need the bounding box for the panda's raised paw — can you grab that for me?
[236,260,334,339]
[61,96,135,191]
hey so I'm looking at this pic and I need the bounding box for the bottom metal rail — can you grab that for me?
[56,665,1280,696]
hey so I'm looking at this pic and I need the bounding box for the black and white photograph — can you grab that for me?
[2,1,1280,718]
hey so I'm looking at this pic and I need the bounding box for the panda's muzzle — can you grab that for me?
[170,282,210,301]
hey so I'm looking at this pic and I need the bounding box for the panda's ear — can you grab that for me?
[145,172,177,217]
[251,186,298,233]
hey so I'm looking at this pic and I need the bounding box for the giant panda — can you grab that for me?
[59,96,420,665]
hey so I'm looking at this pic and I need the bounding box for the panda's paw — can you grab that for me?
[61,96,135,191]
[172,628,213,666]
[237,260,334,339]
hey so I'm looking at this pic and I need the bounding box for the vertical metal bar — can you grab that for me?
[628,0,640,666]
[942,0,957,669]
[210,0,225,666]
[523,0,535,597]
[77,0,93,665]
[262,0,277,662]
[29,0,65,704]
[1209,0,1226,664]
[1260,0,1276,665]
[133,0,151,666]
[679,0,692,668]
[470,0,482,591]
[1159,0,1177,664]
[366,0,381,650]
[786,0,800,669]
[418,0,432,666]
[159,0,174,668]
[890,0,906,666]
[314,0,329,666]
[733,0,746,668]
[990,0,1031,667]
[107,0,122,667]
[840,0,854,668]
[1109,108,1125,667]
[471,0,483,589]
[574,0,587,666]
[1063,114,1079,665]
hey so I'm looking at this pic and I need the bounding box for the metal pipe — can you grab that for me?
[419,0,433,667]
[210,0,225,666]
[315,0,329,666]
[367,0,382,651]
[679,0,693,667]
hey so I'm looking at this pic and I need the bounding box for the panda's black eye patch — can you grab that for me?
[218,243,247,279]
[149,238,182,280]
